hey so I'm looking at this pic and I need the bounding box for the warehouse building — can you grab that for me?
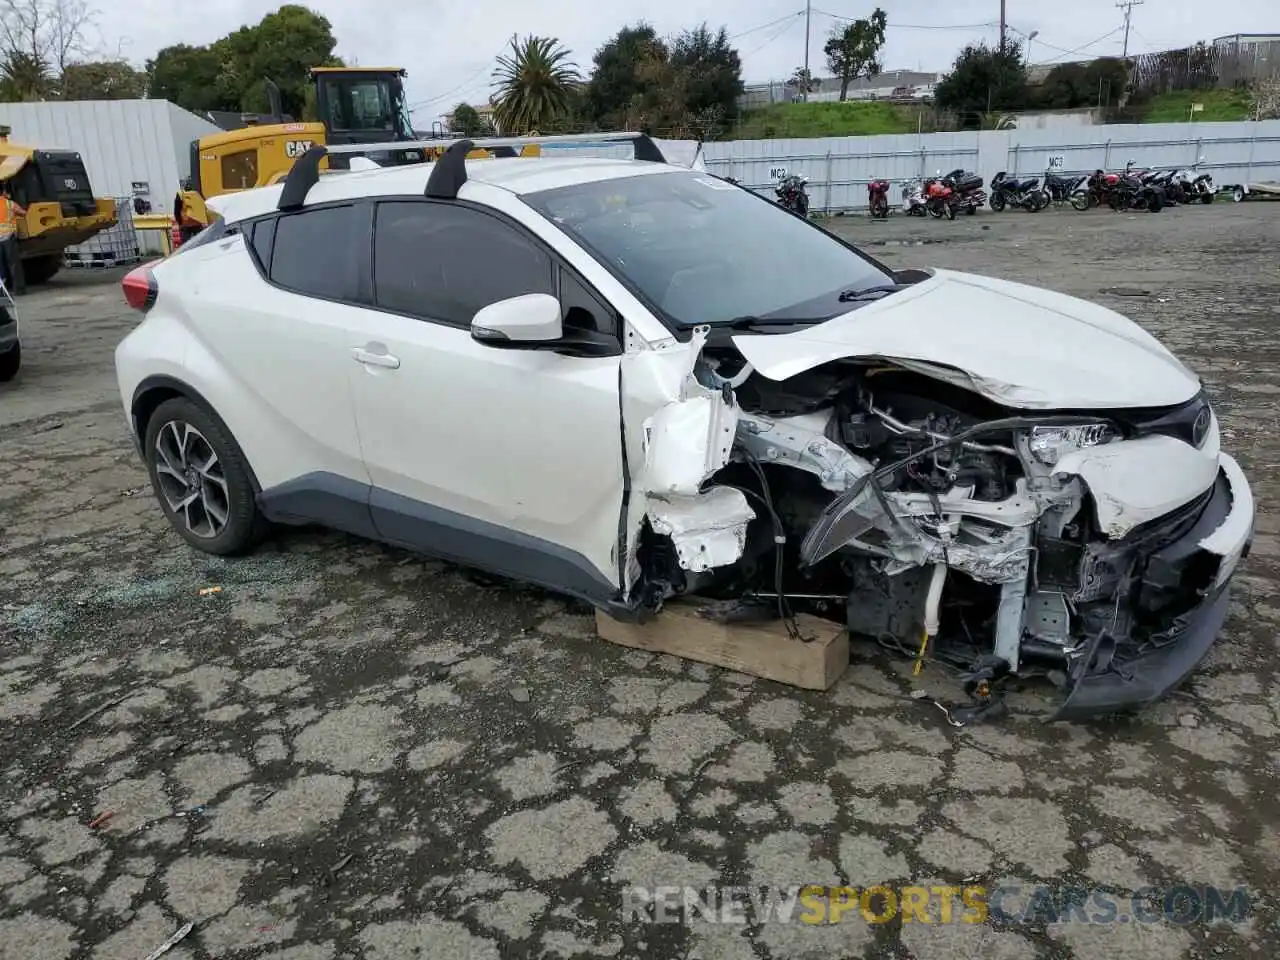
[0,99,221,262]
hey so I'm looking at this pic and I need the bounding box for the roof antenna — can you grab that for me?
[425,139,474,199]
[278,143,329,211]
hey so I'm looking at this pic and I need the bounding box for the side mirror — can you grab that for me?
[470,292,619,358]
[472,293,562,344]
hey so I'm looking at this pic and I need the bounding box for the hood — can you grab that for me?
[730,269,1201,409]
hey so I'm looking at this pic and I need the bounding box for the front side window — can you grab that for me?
[373,201,554,326]
[522,171,894,327]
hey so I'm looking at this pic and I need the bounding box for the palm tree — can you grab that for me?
[0,52,52,101]
[490,34,580,135]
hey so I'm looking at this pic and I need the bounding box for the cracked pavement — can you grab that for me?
[1,202,1278,959]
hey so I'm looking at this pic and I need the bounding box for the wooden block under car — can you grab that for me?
[595,598,849,691]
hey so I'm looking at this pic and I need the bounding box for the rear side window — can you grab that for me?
[270,204,365,302]
[373,201,553,326]
[248,217,276,272]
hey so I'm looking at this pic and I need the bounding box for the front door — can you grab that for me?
[348,199,627,601]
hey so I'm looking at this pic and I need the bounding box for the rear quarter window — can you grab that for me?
[268,203,367,303]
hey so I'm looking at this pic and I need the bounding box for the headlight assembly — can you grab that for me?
[1028,423,1118,466]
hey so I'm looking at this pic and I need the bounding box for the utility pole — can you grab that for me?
[1116,0,1144,58]
[999,0,1006,50]
[803,0,812,102]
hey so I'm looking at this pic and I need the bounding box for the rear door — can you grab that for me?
[173,203,374,521]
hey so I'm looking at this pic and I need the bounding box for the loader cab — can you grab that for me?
[310,66,423,168]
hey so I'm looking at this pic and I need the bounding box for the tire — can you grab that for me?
[796,195,809,218]
[143,397,267,556]
[1200,191,1214,204]
[1232,186,1245,202]
[944,202,956,221]
[0,342,19,383]
[1147,190,1163,213]
[928,202,943,219]
[1069,190,1090,211]
[990,193,1006,212]
[22,254,61,286]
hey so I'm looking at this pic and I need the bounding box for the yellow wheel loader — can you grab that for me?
[0,126,117,285]
[174,68,539,241]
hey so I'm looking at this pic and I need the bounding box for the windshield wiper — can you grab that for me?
[717,315,828,332]
[837,283,906,302]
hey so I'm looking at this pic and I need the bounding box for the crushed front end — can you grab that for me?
[631,345,1254,722]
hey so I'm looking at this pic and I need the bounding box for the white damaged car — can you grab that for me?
[114,134,1254,721]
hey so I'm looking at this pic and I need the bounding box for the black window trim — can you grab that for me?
[367,195,623,345]
[518,170,899,341]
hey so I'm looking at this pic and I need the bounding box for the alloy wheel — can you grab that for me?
[153,420,230,539]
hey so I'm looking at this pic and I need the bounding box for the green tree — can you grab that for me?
[934,40,1029,124]
[0,49,50,100]
[146,43,233,112]
[670,23,744,136]
[59,59,145,99]
[586,24,666,129]
[1082,56,1130,108]
[823,8,887,101]
[490,34,580,135]
[1036,62,1090,108]
[217,5,341,116]
[450,101,492,136]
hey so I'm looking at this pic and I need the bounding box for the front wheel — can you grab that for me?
[1147,190,1164,213]
[144,397,267,556]
[1069,190,1090,211]
[0,342,19,383]
[990,193,1006,212]
[22,254,61,286]
[1232,186,1246,202]
[1201,191,1214,204]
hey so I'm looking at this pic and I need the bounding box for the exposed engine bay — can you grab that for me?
[627,327,1250,722]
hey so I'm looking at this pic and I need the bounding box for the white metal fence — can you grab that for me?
[697,120,1280,213]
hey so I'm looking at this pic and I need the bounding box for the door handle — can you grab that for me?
[351,346,400,369]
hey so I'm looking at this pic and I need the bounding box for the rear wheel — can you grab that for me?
[0,342,19,383]
[990,193,1006,212]
[1069,190,1090,211]
[22,255,60,286]
[143,397,267,556]
[1232,186,1245,202]
[1200,191,1214,204]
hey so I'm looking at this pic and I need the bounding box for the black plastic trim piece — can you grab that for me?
[633,134,666,163]
[257,471,378,541]
[425,139,474,199]
[254,470,623,606]
[278,143,330,211]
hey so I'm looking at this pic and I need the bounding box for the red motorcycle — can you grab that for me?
[867,178,890,219]
[924,177,956,220]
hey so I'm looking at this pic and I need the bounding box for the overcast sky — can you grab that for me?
[99,0,1265,123]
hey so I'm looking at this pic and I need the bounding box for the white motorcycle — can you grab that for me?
[901,178,928,216]
[1177,155,1215,204]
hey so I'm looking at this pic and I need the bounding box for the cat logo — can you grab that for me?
[62,177,78,190]
[285,139,315,159]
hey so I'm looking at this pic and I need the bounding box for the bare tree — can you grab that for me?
[0,0,96,74]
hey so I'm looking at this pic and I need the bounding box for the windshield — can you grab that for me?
[521,171,894,327]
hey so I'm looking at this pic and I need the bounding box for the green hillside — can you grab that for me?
[733,101,921,139]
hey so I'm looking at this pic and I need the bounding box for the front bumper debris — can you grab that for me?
[1052,455,1254,721]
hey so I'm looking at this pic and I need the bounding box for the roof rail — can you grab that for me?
[278,143,329,211]
[323,131,668,164]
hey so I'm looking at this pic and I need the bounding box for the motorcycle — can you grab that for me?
[1111,160,1165,212]
[990,171,1049,212]
[941,168,986,215]
[901,178,928,216]
[867,178,891,219]
[775,174,810,217]
[1177,156,1215,204]
[924,175,956,220]
[1043,170,1090,209]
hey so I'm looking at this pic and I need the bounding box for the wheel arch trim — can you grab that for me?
[129,374,264,495]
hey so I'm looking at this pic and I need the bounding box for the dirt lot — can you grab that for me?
[1,201,1278,960]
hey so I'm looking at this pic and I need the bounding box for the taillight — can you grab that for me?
[122,265,158,312]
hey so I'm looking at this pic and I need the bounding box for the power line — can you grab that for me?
[743,16,802,60]
[815,10,997,30]
[731,11,805,41]
[1031,26,1125,65]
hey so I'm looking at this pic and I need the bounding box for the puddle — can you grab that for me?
[1099,286,1152,297]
